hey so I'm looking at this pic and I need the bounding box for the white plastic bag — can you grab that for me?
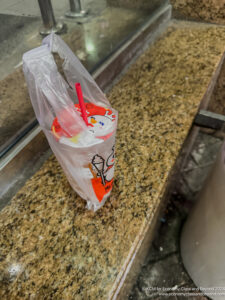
[23,33,118,211]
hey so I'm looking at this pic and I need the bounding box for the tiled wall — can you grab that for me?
[170,0,225,25]
[107,0,168,12]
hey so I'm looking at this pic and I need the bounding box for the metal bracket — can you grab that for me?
[194,109,225,131]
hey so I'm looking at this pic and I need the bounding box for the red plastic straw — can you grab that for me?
[75,83,89,126]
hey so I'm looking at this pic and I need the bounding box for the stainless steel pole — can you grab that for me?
[38,0,65,35]
[70,0,81,12]
[65,0,88,18]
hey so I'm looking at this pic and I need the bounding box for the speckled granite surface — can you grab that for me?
[171,0,225,25]
[1,21,225,299]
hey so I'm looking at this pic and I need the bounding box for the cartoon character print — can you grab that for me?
[51,103,116,202]
[89,146,115,202]
[105,146,114,182]
[78,103,116,140]
[51,102,116,143]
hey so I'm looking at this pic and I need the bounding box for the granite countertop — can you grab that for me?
[171,0,225,25]
[1,20,225,299]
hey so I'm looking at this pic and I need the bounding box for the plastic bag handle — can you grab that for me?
[42,33,110,107]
